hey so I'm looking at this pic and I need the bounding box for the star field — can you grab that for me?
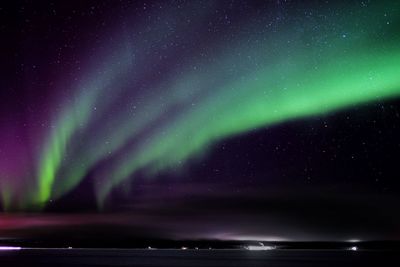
[0,1,399,242]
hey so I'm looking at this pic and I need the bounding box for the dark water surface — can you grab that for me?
[0,249,398,266]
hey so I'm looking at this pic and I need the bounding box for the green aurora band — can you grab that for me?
[6,1,399,209]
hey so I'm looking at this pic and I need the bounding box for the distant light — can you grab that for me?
[0,246,21,250]
[350,246,358,251]
[68,247,73,249]
[181,247,188,250]
[247,245,275,251]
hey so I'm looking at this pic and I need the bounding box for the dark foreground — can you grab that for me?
[0,249,398,267]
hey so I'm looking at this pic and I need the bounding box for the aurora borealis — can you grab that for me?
[1,0,400,207]
[1,0,400,242]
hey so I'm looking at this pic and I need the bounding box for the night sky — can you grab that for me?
[0,0,400,243]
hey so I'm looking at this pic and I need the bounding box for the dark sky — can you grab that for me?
[0,0,400,243]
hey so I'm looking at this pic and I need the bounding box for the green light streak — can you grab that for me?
[96,44,400,204]
[36,50,133,206]
[25,0,400,208]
